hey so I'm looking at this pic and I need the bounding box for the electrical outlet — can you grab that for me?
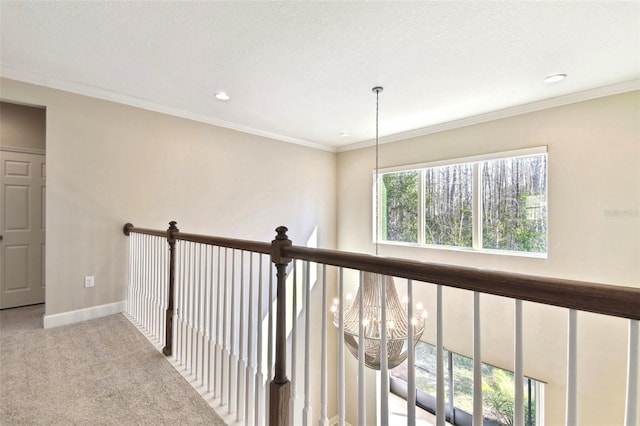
[84,275,95,288]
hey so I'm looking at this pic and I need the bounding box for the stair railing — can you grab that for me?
[123,222,640,426]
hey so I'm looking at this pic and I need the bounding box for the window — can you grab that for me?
[390,341,544,426]
[378,148,547,255]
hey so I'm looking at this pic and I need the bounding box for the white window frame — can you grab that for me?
[374,146,548,257]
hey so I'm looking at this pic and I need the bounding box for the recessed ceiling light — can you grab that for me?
[544,74,567,83]
[339,132,351,137]
[215,92,230,101]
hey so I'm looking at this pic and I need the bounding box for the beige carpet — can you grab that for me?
[0,304,226,425]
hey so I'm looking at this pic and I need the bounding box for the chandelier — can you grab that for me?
[332,272,426,369]
[330,87,427,370]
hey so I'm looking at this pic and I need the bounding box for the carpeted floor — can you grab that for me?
[0,304,227,425]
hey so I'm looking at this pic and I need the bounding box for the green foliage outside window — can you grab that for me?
[382,171,419,243]
[391,341,539,426]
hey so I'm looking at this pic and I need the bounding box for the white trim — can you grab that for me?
[378,146,548,174]
[43,300,127,329]
[0,146,46,155]
[340,80,640,152]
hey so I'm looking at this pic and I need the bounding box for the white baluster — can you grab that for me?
[182,241,189,365]
[303,261,312,425]
[177,240,183,363]
[174,240,181,363]
[338,268,345,426]
[358,271,366,426]
[208,246,217,394]
[137,234,142,322]
[163,236,168,343]
[144,235,148,330]
[214,246,223,399]
[128,234,134,318]
[138,234,143,327]
[163,236,168,348]
[380,274,389,426]
[202,244,210,388]
[180,240,187,366]
[566,309,577,426]
[255,254,265,426]
[189,241,195,371]
[199,244,206,384]
[407,280,416,426]
[150,237,156,339]
[130,234,135,318]
[186,242,193,371]
[436,285,445,426]
[290,262,298,426]
[222,248,229,406]
[473,292,482,426]
[156,237,161,344]
[154,236,158,337]
[266,264,275,424]
[197,243,204,379]
[148,235,153,331]
[319,265,329,426]
[237,252,246,422]
[193,243,201,380]
[514,299,524,426]
[228,249,237,414]
[246,253,255,424]
[625,319,639,426]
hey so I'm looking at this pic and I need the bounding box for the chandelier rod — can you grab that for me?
[373,86,383,256]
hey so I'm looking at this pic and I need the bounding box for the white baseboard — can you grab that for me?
[43,300,127,329]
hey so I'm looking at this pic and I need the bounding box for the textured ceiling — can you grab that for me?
[1,1,639,150]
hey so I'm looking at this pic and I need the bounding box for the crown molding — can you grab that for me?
[0,66,336,153]
[338,79,640,152]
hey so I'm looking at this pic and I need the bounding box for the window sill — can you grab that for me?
[377,240,548,259]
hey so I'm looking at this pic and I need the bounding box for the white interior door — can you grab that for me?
[0,149,46,309]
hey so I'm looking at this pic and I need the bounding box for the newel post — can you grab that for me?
[162,221,179,356]
[270,226,292,426]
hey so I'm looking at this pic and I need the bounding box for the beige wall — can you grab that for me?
[0,101,46,151]
[0,78,337,318]
[337,91,640,425]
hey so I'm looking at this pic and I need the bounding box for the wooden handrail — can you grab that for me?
[283,245,640,321]
[124,223,271,254]
[123,223,167,238]
[177,231,272,255]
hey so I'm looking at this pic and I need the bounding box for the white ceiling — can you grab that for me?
[1,1,639,150]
